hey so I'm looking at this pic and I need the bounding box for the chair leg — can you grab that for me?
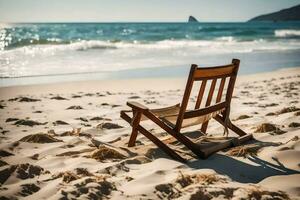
[238,133,253,143]
[214,115,253,145]
[136,123,186,162]
[228,120,247,136]
[214,115,247,136]
[128,111,142,147]
[121,111,186,162]
[144,110,206,159]
[201,121,209,134]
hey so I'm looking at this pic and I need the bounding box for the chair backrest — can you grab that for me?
[174,59,240,132]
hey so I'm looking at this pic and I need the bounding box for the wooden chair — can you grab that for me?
[120,59,252,162]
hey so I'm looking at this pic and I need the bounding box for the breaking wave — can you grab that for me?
[2,38,300,54]
[275,29,300,38]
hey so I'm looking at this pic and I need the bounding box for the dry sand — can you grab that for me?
[0,67,299,199]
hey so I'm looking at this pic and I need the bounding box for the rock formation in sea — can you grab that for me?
[188,16,198,22]
[249,4,300,22]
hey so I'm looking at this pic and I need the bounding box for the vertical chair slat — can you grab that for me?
[204,79,217,107]
[216,77,226,103]
[195,80,207,109]
[225,59,240,105]
[201,79,217,133]
[175,64,197,132]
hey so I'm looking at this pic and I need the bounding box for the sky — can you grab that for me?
[0,0,300,22]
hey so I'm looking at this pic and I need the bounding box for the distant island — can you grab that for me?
[188,16,198,22]
[249,4,300,22]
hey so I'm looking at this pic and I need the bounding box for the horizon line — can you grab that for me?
[0,20,251,24]
[3,20,299,24]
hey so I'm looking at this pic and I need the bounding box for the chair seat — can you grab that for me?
[125,103,225,129]
[160,108,225,129]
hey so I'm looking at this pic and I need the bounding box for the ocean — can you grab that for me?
[0,22,300,86]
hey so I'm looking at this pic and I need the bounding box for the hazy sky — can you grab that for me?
[0,0,300,22]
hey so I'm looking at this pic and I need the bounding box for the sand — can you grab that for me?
[0,67,299,199]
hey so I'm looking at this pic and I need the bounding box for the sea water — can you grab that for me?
[0,22,300,86]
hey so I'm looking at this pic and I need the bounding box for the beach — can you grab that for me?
[0,67,299,199]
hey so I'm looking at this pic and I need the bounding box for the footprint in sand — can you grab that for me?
[80,123,91,127]
[254,123,286,134]
[75,117,88,122]
[0,160,8,167]
[66,105,83,110]
[288,122,300,128]
[234,115,252,121]
[84,93,95,97]
[0,150,14,157]
[90,116,111,121]
[57,176,115,199]
[276,106,300,115]
[19,133,62,143]
[8,97,41,102]
[13,119,47,127]
[96,122,123,129]
[18,97,41,102]
[33,110,43,113]
[71,95,82,98]
[19,183,40,197]
[5,118,19,122]
[50,96,69,100]
[53,120,69,126]
[128,95,141,99]
[89,146,126,161]
[0,163,49,184]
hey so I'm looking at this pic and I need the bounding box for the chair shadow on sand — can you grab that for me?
[144,137,299,183]
[187,144,299,183]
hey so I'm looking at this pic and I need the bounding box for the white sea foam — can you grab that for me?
[0,23,14,29]
[215,36,235,42]
[275,29,300,37]
[3,37,299,53]
[1,38,300,78]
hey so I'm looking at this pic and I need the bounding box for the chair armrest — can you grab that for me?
[127,101,148,111]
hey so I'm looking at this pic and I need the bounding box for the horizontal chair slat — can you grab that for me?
[194,64,236,80]
[183,101,227,119]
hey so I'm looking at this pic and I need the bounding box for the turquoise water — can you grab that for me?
[0,22,300,86]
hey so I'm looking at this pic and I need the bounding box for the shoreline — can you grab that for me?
[1,55,300,87]
[0,67,299,97]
